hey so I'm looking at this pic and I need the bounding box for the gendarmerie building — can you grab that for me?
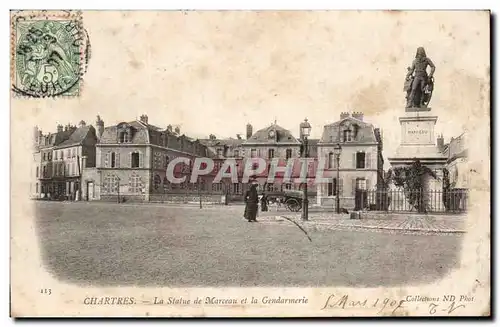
[87,114,210,202]
[316,112,384,209]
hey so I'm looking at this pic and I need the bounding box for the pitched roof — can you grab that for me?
[199,138,244,148]
[245,124,300,144]
[38,128,75,149]
[319,117,377,143]
[57,126,94,148]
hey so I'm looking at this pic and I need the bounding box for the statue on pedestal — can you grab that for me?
[404,47,436,109]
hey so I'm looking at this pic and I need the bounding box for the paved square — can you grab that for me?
[35,202,463,287]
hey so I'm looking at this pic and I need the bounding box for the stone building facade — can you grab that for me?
[94,114,210,202]
[443,132,469,189]
[316,112,384,209]
[32,121,98,200]
[241,122,319,193]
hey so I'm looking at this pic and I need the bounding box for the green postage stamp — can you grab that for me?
[11,10,91,98]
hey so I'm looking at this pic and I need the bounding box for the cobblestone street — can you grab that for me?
[259,212,466,235]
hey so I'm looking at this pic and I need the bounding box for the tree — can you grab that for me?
[385,159,438,213]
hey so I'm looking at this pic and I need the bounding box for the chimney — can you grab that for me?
[352,112,364,121]
[57,124,63,133]
[167,125,173,133]
[82,155,88,169]
[340,112,350,120]
[96,115,104,139]
[236,134,242,140]
[79,120,86,128]
[64,125,68,131]
[140,114,148,124]
[33,126,39,144]
[174,126,180,135]
[209,134,216,140]
[437,133,444,152]
[246,123,253,139]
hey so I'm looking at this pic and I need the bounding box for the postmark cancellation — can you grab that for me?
[10,10,91,98]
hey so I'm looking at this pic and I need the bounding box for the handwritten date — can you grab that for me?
[322,294,405,315]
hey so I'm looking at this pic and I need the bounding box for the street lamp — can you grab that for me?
[333,143,342,214]
[300,118,312,221]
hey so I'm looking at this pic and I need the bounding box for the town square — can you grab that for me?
[36,201,463,287]
[10,10,490,317]
[29,45,471,287]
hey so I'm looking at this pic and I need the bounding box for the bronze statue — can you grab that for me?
[404,47,436,109]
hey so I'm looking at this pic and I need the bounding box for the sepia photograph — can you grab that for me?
[9,9,490,317]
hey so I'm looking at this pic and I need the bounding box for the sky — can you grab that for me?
[14,11,490,164]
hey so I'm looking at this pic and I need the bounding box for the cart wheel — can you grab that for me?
[286,198,301,212]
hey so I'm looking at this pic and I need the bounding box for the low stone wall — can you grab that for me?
[100,195,145,203]
[149,194,225,204]
[356,211,466,220]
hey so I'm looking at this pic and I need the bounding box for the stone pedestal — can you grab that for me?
[388,108,447,211]
[388,109,447,171]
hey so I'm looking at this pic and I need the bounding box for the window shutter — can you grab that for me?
[105,152,109,168]
[366,179,371,191]
[116,152,120,168]
[366,152,371,169]
[339,178,343,196]
[130,152,133,167]
[353,153,357,168]
[139,152,143,168]
[352,178,356,196]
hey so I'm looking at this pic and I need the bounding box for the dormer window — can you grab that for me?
[343,129,352,142]
[119,131,129,143]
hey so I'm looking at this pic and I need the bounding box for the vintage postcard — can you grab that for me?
[10,10,490,317]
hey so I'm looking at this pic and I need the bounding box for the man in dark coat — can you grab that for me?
[260,192,269,212]
[244,182,259,222]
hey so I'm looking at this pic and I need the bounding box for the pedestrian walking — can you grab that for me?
[260,192,269,212]
[244,182,259,222]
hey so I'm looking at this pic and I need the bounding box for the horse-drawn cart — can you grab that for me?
[266,189,304,212]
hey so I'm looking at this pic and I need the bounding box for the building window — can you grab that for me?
[103,174,119,194]
[128,173,143,193]
[233,183,241,194]
[266,183,274,192]
[119,131,129,143]
[54,152,58,160]
[163,176,170,190]
[328,152,335,169]
[36,166,39,178]
[212,182,223,192]
[43,153,46,161]
[110,152,116,168]
[42,166,47,177]
[343,129,352,142]
[60,151,63,159]
[356,152,366,169]
[164,155,170,169]
[216,148,223,157]
[48,152,52,161]
[327,178,337,196]
[234,150,240,157]
[284,183,292,190]
[250,149,257,158]
[286,149,292,159]
[356,178,367,190]
[35,183,38,193]
[154,174,161,190]
[131,152,140,168]
[268,149,275,159]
